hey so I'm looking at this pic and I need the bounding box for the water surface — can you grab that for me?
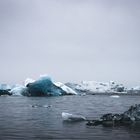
[0,95,140,140]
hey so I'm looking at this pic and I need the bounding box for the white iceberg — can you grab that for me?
[132,86,140,90]
[54,82,77,95]
[66,81,126,94]
[0,84,11,90]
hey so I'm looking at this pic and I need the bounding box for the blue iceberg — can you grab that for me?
[26,75,66,96]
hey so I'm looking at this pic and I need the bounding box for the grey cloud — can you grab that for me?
[0,0,140,87]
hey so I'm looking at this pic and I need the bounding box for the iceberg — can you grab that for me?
[10,85,28,96]
[127,86,140,94]
[0,84,12,96]
[26,75,66,96]
[0,84,11,90]
[66,81,126,94]
[8,75,77,97]
[54,82,77,95]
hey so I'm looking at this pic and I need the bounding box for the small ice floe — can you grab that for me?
[31,104,52,108]
[79,93,86,96]
[31,104,40,108]
[110,95,120,98]
[62,112,86,122]
[43,105,52,108]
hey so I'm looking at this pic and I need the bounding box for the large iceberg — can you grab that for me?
[25,75,66,96]
[9,75,78,96]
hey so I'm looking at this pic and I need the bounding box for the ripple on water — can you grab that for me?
[0,95,140,139]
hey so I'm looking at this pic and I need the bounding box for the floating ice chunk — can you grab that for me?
[43,105,52,108]
[31,104,52,108]
[62,112,86,121]
[110,95,120,98]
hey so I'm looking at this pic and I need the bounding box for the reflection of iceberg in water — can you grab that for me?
[62,112,86,121]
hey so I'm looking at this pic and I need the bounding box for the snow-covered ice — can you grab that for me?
[66,81,126,94]
[54,82,77,95]
[24,78,35,86]
[10,85,27,96]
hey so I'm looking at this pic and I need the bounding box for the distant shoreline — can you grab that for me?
[86,92,140,96]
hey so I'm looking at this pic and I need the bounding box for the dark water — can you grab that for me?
[0,95,140,140]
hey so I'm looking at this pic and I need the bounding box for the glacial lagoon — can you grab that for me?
[0,95,140,140]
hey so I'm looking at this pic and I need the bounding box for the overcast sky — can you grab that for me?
[0,0,140,86]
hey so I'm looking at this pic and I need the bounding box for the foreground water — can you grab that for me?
[0,95,140,140]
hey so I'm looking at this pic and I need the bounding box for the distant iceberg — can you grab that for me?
[0,84,11,90]
[0,84,12,96]
[66,81,126,94]
[127,86,140,94]
[2,74,140,97]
